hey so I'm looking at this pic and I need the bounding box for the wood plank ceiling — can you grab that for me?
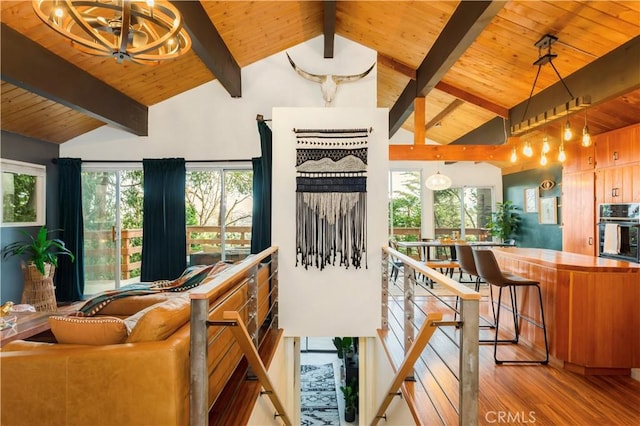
[1,1,639,171]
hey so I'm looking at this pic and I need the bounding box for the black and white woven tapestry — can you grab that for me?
[295,128,369,270]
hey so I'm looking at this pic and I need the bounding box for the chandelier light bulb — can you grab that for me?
[542,136,550,154]
[510,147,517,163]
[540,152,548,166]
[558,144,567,162]
[582,125,592,147]
[523,141,533,157]
[54,6,64,18]
[564,120,573,141]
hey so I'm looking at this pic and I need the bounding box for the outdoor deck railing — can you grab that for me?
[84,225,252,279]
[377,246,480,425]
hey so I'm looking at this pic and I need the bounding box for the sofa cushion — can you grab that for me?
[96,293,176,317]
[49,316,129,345]
[125,295,190,343]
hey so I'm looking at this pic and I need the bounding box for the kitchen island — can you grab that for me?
[491,247,640,375]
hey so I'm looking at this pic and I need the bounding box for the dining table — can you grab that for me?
[395,240,514,262]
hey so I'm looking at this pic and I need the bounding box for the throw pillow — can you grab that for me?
[125,295,190,343]
[49,316,129,345]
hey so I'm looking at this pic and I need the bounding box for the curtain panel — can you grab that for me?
[251,120,273,254]
[56,157,85,302]
[140,158,187,281]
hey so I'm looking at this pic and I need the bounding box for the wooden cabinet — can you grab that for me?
[562,123,638,253]
[563,142,595,173]
[595,164,640,205]
[595,124,640,168]
[562,171,596,255]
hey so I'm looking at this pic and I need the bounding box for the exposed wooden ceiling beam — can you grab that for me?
[389,79,418,136]
[377,54,416,80]
[389,144,511,162]
[378,52,508,119]
[0,23,147,136]
[449,35,640,147]
[323,1,336,58]
[388,1,505,137]
[414,97,426,144]
[171,1,241,97]
[435,81,508,118]
[425,98,464,131]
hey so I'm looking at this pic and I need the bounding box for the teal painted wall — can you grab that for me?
[503,165,562,250]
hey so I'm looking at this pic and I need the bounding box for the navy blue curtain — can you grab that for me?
[251,120,272,254]
[140,158,186,281]
[56,158,85,302]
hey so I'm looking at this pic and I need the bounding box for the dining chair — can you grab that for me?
[388,240,403,281]
[472,248,549,365]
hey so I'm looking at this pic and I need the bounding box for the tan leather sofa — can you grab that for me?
[0,261,265,426]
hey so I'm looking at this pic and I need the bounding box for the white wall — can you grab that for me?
[60,35,377,160]
[272,107,388,337]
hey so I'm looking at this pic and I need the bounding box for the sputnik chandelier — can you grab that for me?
[510,34,592,165]
[32,0,191,64]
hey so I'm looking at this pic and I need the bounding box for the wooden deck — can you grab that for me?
[382,290,640,425]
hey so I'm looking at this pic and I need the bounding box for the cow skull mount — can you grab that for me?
[286,52,375,106]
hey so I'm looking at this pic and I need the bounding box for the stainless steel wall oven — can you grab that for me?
[597,203,640,263]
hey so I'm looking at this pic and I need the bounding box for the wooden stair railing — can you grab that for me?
[220,311,292,426]
[371,312,444,426]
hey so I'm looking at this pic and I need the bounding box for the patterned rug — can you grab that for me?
[300,363,340,426]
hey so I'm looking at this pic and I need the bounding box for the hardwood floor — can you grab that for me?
[383,288,640,425]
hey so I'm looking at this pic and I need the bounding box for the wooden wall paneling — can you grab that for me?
[562,171,596,256]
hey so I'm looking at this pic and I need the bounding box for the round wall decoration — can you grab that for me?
[539,179,556,191]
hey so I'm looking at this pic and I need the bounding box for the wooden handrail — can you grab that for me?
[384,246,480,300]
[222,311,292,426]
[189,246,278,300]
[372,312,444,426]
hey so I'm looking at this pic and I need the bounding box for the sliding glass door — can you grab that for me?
[82,169,143,295]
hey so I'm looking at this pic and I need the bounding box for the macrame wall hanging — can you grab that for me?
[294,127,370,270]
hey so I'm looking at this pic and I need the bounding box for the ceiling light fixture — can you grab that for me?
[523,140,533,157]
[564,114,573,141]
[510,147,517,163]
[582,108,592,147]
[425,171,452,191]
[511,34,590,137]
[32,0,191,64]
[541,135,550,154]
[540,151,548,166]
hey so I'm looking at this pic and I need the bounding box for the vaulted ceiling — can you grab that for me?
[2,1,639,172]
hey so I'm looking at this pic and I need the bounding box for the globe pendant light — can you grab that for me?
[425,171,452,191]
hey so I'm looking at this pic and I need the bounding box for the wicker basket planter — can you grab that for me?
[20,262,57,312]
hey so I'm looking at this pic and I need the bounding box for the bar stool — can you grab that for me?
[455,243,482,291]
[472,249,549,365]
[454,243,495,328]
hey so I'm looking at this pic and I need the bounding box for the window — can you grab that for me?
[186,166,253,264]
[81,163,253,294]
[1,159,46,227]
[388,170,422,242]
[433,187,493,242]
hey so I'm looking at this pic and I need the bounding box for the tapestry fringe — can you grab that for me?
[296,192,367,270]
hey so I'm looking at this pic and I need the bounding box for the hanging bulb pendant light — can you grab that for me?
[510,147,517,163]
[582,108,592,147]
[523,141,533,157]
[564,119,573,141]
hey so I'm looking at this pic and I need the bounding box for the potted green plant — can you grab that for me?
[340,380,358,423]
[2,226,74,311]
[332,336,354,363]
[486,201,520,242]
